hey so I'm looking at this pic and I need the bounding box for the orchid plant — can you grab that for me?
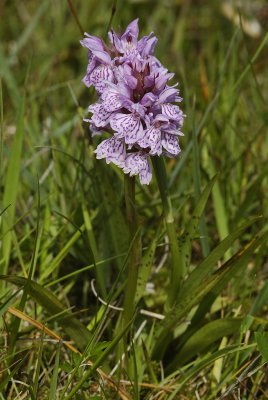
[80,19,185,367]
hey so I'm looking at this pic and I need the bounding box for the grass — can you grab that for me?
[0,0,268,399]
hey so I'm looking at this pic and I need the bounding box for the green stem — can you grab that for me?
[122,175,141,325]
[152,157,184,307]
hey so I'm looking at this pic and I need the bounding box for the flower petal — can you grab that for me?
[125,19,139,37]
[90,65,114,93]
[81,35,104,51]
[102,91,124,112]
[88,103,113,127]
[123,152,152,184]
[80,36,111,64]
[140,92,157,107]
[161,103,183,121]
[138,126,162,155]
[161,133,181,155]
[95,136,125,167]
[158,87,181,103]
[110,113,144,144]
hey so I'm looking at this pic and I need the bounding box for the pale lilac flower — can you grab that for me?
[81,19,185,184]
[124,152,152,185]
[95,136,125,167]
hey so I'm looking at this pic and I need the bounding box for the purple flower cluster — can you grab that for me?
[81,19,184,184]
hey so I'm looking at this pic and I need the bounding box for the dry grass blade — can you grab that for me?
[7,306,132,400]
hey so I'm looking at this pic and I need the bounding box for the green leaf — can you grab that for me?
[178,175,217,271]
[251,281,268,315]
[134,236,157,304]
[203,149,230,251]
[0,275,91,350]
[152,156,184,306]
[179,217,261,301]
[32,330,45,397]
[0,289,21,320]
[192,106,210,257]
[191,231,268,326]
[0,356,27,392]
[99,162,129,268]
[0,80,3,193]
[151,232,266,359]
[174,318,242,366]
[166,344,256,399]
[40,224,84,281]
[255,332,268,362]
[64,316,134,400]
[49,342,61,400]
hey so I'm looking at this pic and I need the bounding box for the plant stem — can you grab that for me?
[152,157,184,307]
[122,175,141,325]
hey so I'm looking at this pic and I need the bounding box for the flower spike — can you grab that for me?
[81,19,184,184]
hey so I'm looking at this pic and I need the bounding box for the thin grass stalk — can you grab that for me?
[152,156,184,307]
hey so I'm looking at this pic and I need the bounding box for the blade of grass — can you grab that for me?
[1,91,25,276]
[0,289,21,320]
[192,99,210,257]
[7,178,41,355]
[40,224,85,281]
[64,316,134,400]
[173,318,242,366]
[48,342,61,400]
[151,232,266,359]
[179,217,262,301]
[8,1,49,62]
[152,156,183,307]
[169,28,241,187]
[191,232,267,326]
[166,343,256,399]
[178,175,217,274]
[0,79,3,189]
[0,275,91,349]
[0,44,20,108]
[203,143,230,257]
[255,332,268,362]
[134,234,158,305]
[32,329,45,398]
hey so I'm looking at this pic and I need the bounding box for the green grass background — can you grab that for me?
[0,1,268,399]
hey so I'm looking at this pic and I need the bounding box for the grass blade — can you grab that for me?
[1,91,25,275]
[0,275,91,349]
[173,318,242,366]
[48,342,61,400]
[178,174,217,273]
[151,231,266,359]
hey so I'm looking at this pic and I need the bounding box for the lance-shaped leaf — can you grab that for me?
[151,232,267,359]
[178,175,217,273]
[0,275,91,350]
[173,318,242,366]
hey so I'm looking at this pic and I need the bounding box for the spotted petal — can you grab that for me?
[161,103,183,121]
[88,103,113,127]
[102,91,124,112]
[123,152,152,185]
[95,136,125,167]
[90,65,114,93]
[161,133,181,155]
[138,126,162,155]
[101,83,131,112]
[110,113,144,144]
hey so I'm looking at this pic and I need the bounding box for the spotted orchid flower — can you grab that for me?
[81,19,184,184]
